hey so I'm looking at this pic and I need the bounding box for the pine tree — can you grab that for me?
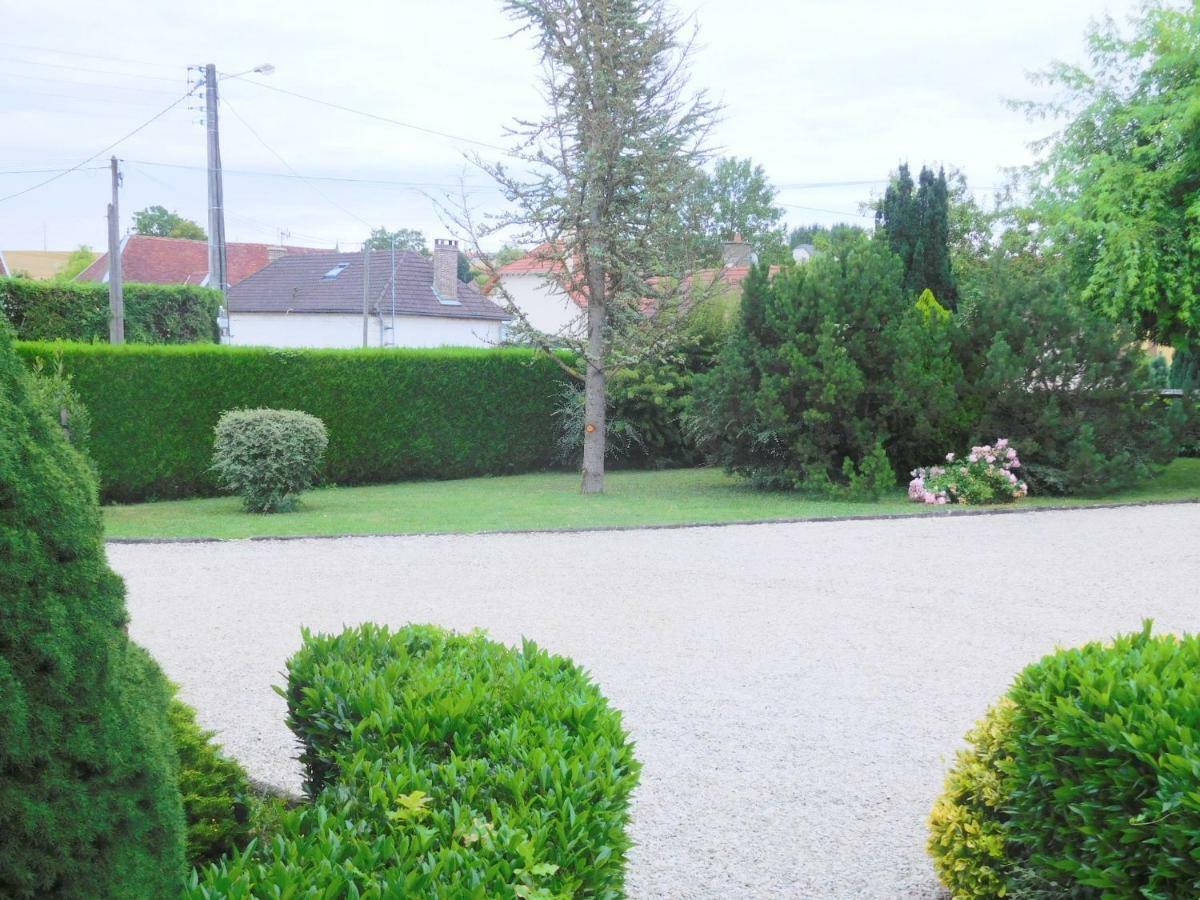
[0,325,184,897]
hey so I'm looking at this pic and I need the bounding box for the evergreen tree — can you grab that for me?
[876,164,957,309]
[0,325,184,896]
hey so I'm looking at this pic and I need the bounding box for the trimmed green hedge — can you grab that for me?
[16,342,569,502]
[188,624,640,897]
[0,277,220,344]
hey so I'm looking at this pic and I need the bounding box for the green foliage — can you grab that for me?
[877,164,958,309]
[929,623,1200,898]
[1019,3,1200,347]
[362,227,427,253]
[15,343,571,502]
[697,156,789,265]
[133,204,207,240]
[911,441,1026,506]
[692,233,966,490]
[168,692,253,867]
[959,252,1180,494]
[0,321,184,896]
[0,276,220,343]
[212,409,328,513]
[26,345,91,456]
[841,441,895,500]
[915,288,950,323]
[59,244,96,280]
[188,624,640,897]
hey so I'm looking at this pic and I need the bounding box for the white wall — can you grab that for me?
[495,272,585,336]
[225,313,505,349]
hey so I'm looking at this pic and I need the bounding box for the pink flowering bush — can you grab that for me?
[909,439,1028,505]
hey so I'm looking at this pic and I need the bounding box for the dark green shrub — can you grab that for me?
[212,408,328,512]
[929,623,1200,898]
[167,696,253,867]
[15,343,571,502]
[189,624,640,897]
[958,253,1180,494]
[691,233,967,490]
[0,320,184,896]
[0,276,220,343]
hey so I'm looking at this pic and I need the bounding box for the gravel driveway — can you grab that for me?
[109,504,1200,899]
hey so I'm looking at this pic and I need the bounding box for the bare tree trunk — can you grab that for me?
[581,285,606,494]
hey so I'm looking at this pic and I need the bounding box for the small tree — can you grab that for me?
[0,325,184,895]
[362,227,427,253]
[696,156,788,264]
[876,164,957,309]
[458,0,717,494]
[133,204,207,240]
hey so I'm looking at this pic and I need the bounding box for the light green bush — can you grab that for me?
[188,623,640,897]
[929,623,1200,898]
[212,408,327,512]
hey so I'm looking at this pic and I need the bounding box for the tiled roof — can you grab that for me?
[76,235,327,286]
[494,244,589,308]
[227,251,510,321]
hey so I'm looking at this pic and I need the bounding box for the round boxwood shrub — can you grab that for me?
[0,324,185,896]
[929,623,1200,898]
[212,408,327,512]
[188,624,640,897]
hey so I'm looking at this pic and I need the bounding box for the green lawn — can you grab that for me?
[102,459,1200,541]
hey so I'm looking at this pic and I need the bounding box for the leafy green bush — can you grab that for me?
[26,345,91,456]
[958,252,1180,495]
[212,408,328,512]
[14,343,571,502]
[0,276,220,343]
[0,323,184,896]
[929,623,1200,898]
[909,439,1027,505]
[167,696,253,867]
[189,624,640,897]
[691,233,967,490]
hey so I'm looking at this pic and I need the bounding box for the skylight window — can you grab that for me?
[322,263,349,280]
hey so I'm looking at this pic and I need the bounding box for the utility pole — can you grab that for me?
[107,155,124,344]
[362,243,371,347]
[203,63,228,299]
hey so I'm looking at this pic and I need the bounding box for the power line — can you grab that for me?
[0,41,180,71]
[0,165,109,176]
[231,76,518,157]
[780,202,874,220]
[0,68,181,95]
[0,55,183,83]
[124,157,502,191]
[0,89,194,204]
[219,95,373,229]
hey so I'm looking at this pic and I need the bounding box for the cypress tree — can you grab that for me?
[877,164,958,310]
[0,324,184,897]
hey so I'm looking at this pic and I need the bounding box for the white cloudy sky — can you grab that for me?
[0,0,1140,252]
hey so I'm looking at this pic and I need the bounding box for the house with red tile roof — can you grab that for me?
[490,235,776,335]
[76,235,327,287]
[224,238,509,349]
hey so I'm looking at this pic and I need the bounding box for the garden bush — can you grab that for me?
[958,251,1181,495]
[166,694,254,867]
[0,276,220,343]
[908,439,1027,505]
[26,346,91,456]
[15,343,571,502]
[212,408,328,512]
[691,233,967,490]
[188,623,640,897]
[929,623,1200,898]
[0,325,184,896]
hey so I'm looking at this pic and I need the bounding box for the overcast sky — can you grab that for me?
[0,0,1140,253]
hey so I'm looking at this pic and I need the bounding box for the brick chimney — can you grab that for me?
[721,233,754,268]
[266,245,287,263]
[433,238,458,300]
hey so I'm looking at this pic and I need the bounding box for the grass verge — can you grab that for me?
[102,459,1200,541]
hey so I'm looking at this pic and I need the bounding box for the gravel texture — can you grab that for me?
[109,503,1200,899]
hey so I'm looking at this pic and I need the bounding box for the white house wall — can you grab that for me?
[496,272,584,336]
[224,313,504,349]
